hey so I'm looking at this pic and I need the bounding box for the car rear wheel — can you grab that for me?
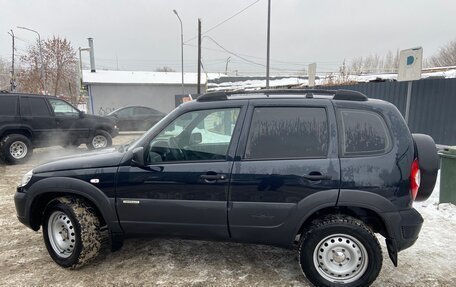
[43,197,102,268]
[86,130,112,150]
[1,134,33,164]
[298,215,382,287]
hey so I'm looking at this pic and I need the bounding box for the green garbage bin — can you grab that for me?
[439,146,456,204]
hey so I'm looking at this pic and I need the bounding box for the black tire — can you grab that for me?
[1,134,33,164]
[298,215,382,287]
[43,197,102,269]
[86,130,112,150]
[412,134,439,201]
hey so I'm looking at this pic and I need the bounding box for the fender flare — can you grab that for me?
[0,124,33,138]
[289,189,339,243]
[26,177,122,233]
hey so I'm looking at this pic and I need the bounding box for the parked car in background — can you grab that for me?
[106,106,166,131]
[0,92,118,164]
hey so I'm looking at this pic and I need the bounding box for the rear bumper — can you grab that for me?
[382,208,423,252]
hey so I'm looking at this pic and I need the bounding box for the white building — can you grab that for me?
[82,70,222,115]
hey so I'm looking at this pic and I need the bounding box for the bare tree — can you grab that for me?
[155,66,176,72]
[18,36,79,104]
[348,50,399,75]
[429,39,456,67]
[0,58,10,91]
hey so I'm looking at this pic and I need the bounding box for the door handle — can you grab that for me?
[200,173,226,182]
[302,172,331,181]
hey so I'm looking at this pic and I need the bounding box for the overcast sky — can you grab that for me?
[1,0,455,75]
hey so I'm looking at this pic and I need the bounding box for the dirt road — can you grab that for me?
[1,135,455,286]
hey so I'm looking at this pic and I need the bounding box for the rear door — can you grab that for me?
[228,99,340,245]
[0,95,20,133]
[19,96,57,145]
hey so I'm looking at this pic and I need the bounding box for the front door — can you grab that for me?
[48,98,90,143]
[116,106,245,239]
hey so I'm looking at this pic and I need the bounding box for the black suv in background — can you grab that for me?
[0,92,118,164]
[14,89,438,286]
[106,106,166,131]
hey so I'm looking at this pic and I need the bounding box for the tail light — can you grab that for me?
[410,159,421,200]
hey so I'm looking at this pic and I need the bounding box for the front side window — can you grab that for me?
[245,107,329,159]
[340,109,391,156]
[116,108,134,117]
[146,108,240,163]
[134,107,153,115]
[48,98,79,116]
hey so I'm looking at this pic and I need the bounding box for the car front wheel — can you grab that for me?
[298,215,382,287]
[43,197,102,268]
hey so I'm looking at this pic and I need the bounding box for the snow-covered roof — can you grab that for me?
[207,76,310,92]
[82,70,224,85]
[207,68,456,92]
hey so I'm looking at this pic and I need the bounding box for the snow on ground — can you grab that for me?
[0,138,455,286]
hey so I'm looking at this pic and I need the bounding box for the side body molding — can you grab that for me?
[26,177,122,233]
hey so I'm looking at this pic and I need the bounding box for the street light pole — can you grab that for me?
[173,9,184,94]
[17,26,46,93]
[266,0,271,88]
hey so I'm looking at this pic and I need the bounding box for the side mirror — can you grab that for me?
[79,111,86,118]
[190,132,202,145]
[131,147,145,167]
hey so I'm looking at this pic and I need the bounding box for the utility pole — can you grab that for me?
[197,18,202,94]
[266,0,271,88]
[8,30,15,92]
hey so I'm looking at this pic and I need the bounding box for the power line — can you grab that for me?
[184,0,261,44]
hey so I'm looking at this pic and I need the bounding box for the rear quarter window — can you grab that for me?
[339,109,392,157]
[0,96,18,116]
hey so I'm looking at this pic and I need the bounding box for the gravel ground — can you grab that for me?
[1,135,455,286]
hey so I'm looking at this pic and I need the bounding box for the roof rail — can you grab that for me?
[0,90,9,94]
[197,89,368,102]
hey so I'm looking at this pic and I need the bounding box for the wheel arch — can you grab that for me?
[26,177,122,233]
[0,127,33,140]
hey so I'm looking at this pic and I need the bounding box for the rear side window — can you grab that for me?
[28,97,51,116]
[245,107,328,159]
[340,109,391,156]
[0,96,18,116]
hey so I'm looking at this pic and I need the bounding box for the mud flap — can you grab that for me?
[385,238,398,267]
[110,233,124,252]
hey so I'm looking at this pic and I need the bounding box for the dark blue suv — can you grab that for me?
[14,89,438,287]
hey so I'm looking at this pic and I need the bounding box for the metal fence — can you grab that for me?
[319,78,456,145]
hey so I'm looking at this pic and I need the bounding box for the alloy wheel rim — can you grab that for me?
[47,211,76,258]
[9,141,27,159]
[313,233,368,283]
